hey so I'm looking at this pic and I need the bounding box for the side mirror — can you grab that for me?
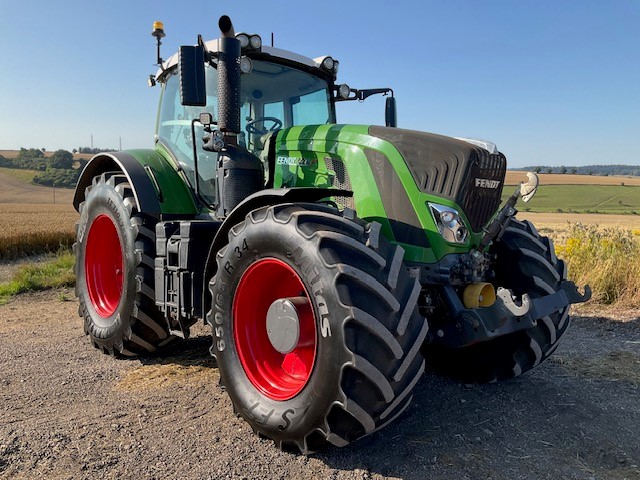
[179,45,206,106]
[385,96,397,128]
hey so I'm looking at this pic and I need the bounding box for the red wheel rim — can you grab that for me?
[85,214,124,318]
[233,258,317,401]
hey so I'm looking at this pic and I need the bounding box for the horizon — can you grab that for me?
[1,1,638,168]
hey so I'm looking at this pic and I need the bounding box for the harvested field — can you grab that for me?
[0,203,77,259]
[518,212,640,230]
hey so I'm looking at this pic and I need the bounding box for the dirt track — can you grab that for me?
[0,170,74,205]
[1,290,639,480]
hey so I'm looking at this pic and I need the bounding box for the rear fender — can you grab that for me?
[73,150,198,216]
[201,187,352,317]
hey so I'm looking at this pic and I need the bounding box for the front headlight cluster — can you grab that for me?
[319,56,339,75]
[428,203,468,244]
[235,33,262,51]
[235,33,260,75]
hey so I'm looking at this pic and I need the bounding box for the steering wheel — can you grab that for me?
[245,117,283,135]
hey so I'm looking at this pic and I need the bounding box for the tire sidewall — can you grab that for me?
[211,214,350,441]
[76,178,138,341]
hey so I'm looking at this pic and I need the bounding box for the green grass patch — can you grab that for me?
[0,250,75,304]
[0,166,41,183]
[502,184,640,214]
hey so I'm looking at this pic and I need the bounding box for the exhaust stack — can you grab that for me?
[217,15,241,136]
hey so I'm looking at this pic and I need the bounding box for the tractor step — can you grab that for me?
[154,220,221,333]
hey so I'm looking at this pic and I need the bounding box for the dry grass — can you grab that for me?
[0,203,77,260]
[553,223,640,307]
[115,361,218,391]
[505,171,640,186]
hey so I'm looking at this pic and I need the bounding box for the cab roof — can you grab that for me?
[157,39,331,81]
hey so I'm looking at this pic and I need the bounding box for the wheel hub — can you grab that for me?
[266,297,307,354]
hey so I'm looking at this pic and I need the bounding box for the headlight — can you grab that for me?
[239,56,253,74]
[322,56,334,71]
[338,84,351,99]
[249,34,262,49]
[236,33,250,48]
[428,203,468,244]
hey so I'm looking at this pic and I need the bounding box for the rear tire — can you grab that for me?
[208,203,428,452]
[74,172,179,356]
[424,218,570,382]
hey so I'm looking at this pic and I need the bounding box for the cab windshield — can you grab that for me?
[158,59,333,205]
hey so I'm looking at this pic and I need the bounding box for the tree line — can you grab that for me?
[0,148,87,188]
[516,165,640,176]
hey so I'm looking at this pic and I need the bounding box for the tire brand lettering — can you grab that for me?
[224,261,234,274]
[291,246,332,338]
[279,409,295,431]
[213,278,228,351]
[234,238,249,259]
[243,402,274,426]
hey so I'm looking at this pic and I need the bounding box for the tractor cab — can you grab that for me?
[155,39,338,206]
[152,24,395,210]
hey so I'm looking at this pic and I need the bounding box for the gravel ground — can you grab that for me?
[1,290,639,480]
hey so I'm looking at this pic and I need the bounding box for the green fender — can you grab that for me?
[73,149,198,215]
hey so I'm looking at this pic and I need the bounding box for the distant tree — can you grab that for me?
[560,166,567,174]
[48,149,74,169]
[18,147,44,158]
[72,148,78,154]
[546,167,554,174]
[534,166,542,173]
[571,168,577,174]
[41,148,46,153]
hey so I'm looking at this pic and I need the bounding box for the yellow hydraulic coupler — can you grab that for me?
[463,282,496,308]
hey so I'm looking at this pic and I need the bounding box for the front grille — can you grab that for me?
[462,151,506,231]
[368,126,507,233]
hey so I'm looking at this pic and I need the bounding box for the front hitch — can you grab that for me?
[431,281,591,348]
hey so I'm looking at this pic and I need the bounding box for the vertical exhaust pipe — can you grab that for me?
[214,15,264,216]
[217,15,241,137]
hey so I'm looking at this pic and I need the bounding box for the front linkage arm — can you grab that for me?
[433,281,592,348]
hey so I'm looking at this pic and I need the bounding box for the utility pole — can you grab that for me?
[53,183,56,205]
[91,134,94,150]
[119,136,122,150]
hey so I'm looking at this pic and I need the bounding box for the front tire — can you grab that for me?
[424,218,570,382]
[74,172,179,356]
[208,204,428,452]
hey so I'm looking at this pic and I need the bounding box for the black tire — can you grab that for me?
[74,172,179,356]
[207,203,428,453]
[424,218,570,383]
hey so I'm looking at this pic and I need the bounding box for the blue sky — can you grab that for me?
[0,1,638,167]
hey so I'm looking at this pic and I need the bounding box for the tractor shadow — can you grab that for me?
[133,325,218,369]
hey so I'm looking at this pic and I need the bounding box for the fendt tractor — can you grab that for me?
[73,16,590,452]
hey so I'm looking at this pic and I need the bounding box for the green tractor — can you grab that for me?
[73,16,590,452]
